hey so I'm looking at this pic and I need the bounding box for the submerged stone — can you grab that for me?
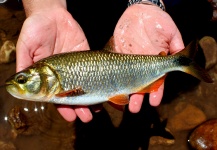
[0,40,16,64]
[199,36,217,70]
[149,136,175,146]
[189,119,217,150]
[167,102,207,131]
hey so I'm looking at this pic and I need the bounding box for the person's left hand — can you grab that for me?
[112,4,185,112]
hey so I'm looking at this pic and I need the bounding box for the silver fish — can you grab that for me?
[5,40,213,106]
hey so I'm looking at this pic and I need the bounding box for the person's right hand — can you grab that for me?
[16,4,93,123]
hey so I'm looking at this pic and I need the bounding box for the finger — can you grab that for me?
[129,94,144,113]
[74,106,93,123]
[149,83,164,106]
[169,29,185,54]
[57,105,77,122]
[16,38,33,72]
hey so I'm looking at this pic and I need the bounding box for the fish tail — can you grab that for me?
[176,40,213,83]
[183,61,213,83]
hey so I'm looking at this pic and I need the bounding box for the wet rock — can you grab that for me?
[14,10,26,22]
[7,103,76,147]
[0,18,23,41]
[167,102,207,131]
[0,123,18,140]
[0,8,25,43]
[0,29,7,41]
[0,7,13,20]
[0,140,16,150]
[208,0,217,21]
[0,40,16,64]
[149,136,175,146]
[7,103,47,136]
[199,36,217,70]
[189,119,217,150]
[8,106,28,134]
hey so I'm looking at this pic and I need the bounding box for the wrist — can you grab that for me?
[21,0,67,17]
[128,0,165,11]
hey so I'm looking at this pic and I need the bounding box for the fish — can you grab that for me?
[5,39,213,106]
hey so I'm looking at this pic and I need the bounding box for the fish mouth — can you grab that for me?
[5,81,13,86]
[4,80,15,89]
[0,80,13,88]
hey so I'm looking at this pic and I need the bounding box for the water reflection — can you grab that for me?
[1,101,76,150]
[0,62,75,150]
[4,116,8,121]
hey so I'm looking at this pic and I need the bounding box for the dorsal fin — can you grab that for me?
[177,40,198,58]
[103,36,115,52]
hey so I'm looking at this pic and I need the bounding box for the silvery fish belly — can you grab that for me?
[5,41,213,106]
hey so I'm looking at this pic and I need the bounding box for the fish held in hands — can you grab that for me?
[5,40,213,106]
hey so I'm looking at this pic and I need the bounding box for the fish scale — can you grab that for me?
[42,51,178,101]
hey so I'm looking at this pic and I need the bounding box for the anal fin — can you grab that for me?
[108,94,129,105]
[136,75,166,94]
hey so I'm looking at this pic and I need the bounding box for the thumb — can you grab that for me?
[169,29,185,54]
[16,38,33,72]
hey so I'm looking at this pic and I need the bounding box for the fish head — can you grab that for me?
[6,64,61,102]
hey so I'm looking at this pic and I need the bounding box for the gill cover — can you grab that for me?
[6,64,61,101]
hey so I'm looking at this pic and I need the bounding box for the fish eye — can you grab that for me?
[15,74,27,84]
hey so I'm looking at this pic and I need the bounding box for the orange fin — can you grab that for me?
[108,94,129,105]
[159,51,167,56]
[55,87,85,97]
[136,75,166,94]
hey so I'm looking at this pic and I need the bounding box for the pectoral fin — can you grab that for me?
[55,87,85,97]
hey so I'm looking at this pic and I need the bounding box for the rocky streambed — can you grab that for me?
[0,1,217,150]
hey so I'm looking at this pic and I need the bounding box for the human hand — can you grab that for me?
[112,4,185,112]
[16,5,93,122]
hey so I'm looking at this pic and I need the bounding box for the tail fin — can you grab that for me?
[184,62,213,83]
[177,40,213,83]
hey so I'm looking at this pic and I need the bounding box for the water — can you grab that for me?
[1,60,216,150]
[0,1,217,149]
